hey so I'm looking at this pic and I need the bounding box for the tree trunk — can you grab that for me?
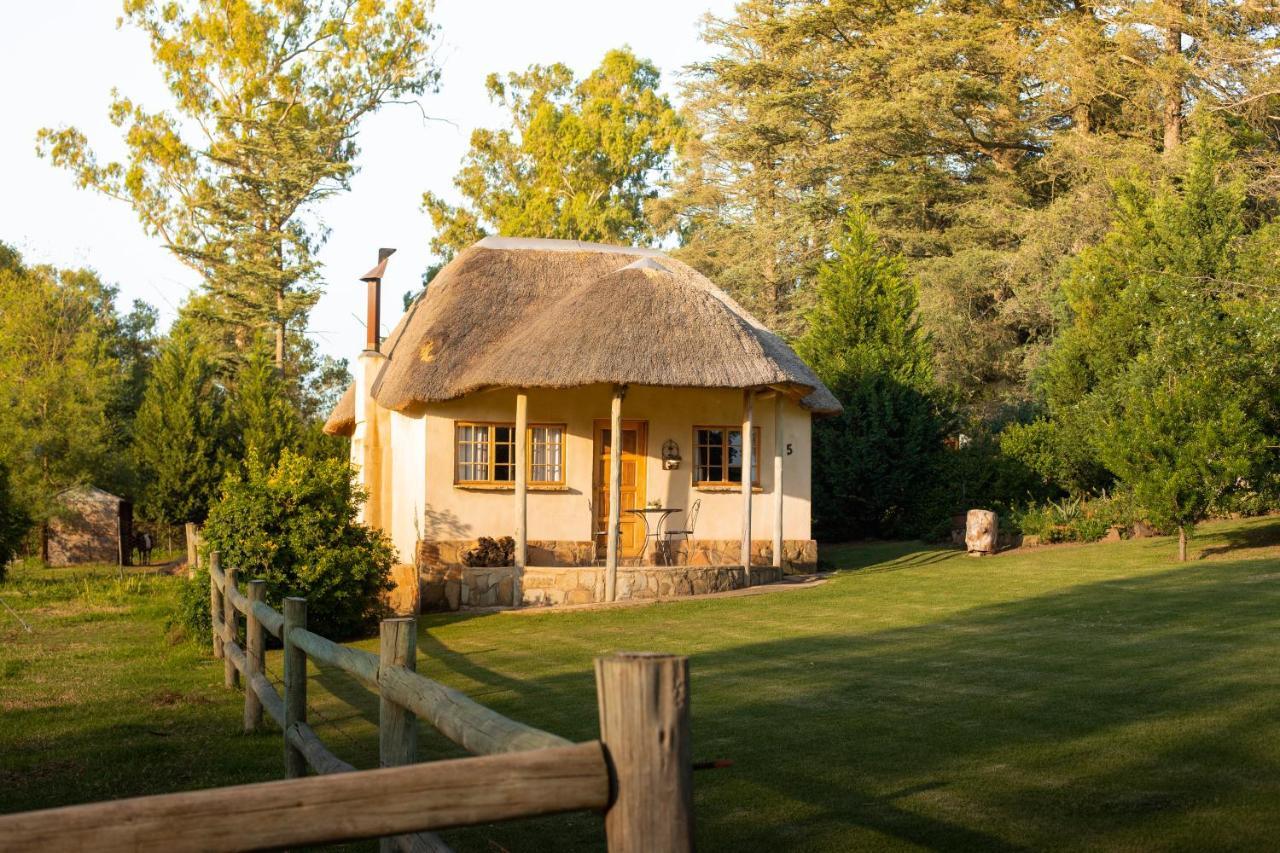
[1178,525,1188,562]
[1162,8,1184,153]
[275,289,286,370]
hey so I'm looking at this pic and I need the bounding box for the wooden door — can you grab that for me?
[593,420,648,559]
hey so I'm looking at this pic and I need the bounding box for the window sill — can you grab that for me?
[694,485,765,493]
[454,484,571,492]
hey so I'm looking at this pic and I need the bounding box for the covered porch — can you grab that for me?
[410,382,817,610]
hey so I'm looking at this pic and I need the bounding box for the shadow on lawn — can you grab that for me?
[422,555,1280,852]
[1197,517,1280,560]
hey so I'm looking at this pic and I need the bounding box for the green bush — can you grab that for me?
[196,449,395,639]
[170,566,211,638]
[0,461,31,582]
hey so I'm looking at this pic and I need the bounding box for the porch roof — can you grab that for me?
[324,237,840,436]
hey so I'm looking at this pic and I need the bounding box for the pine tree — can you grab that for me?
[233,344,301,469]
[796,211,949,538]
[133,331,229,524]
[1013,131,1280,558]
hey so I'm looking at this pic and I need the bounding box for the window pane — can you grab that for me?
[728,430,743,483]
[530,425,563,483]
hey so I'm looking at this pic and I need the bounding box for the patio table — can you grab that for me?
[624,507,683,565]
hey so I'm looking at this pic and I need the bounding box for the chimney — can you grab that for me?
[359,248,396,352]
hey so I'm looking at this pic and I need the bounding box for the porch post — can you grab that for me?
[773,392,784,571]
[513,390,528,608]
[741,389,755,586]
[605,385,625,602]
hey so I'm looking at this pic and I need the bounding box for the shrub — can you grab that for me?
[170,566,211,638]
[197,449,395,639]
[0,462,31,582]
[463,536,514,567]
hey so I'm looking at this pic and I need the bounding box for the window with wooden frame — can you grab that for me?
[693,426,760,486]
[454,422,566,486]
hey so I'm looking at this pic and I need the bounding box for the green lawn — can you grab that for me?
[3,517,1280,851]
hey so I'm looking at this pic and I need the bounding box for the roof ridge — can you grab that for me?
[475,236,666,256]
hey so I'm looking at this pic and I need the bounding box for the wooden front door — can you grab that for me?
[593,420,648,559]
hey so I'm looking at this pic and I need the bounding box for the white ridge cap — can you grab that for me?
[619,256,671,273]
[475,235,665,256]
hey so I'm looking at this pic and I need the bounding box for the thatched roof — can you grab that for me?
[324,383,356,436]
[324,237,840,436]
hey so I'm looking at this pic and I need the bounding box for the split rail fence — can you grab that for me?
[0,553,695,852]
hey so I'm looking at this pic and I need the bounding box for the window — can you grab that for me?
[529,425,565,484]
[454,422,565,486]
[694,427,760,486]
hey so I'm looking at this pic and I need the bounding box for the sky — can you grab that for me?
[0,0,735,363]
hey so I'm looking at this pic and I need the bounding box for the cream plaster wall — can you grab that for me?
[379,383,814,548]
[387,409,428,564]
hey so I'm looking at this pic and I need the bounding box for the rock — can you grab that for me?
[966,509,998,554]
[444,579,461,611]
[497,576,514,605]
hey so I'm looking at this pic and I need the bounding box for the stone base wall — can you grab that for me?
[666,539,817,574]
[416,538,817,574]
[419,563,785,611]
[416,539,594,570]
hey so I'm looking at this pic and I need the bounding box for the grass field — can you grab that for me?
[3,517,1280,851]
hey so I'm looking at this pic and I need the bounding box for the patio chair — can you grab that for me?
[661,499,700,563]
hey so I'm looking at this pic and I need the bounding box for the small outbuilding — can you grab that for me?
[44,486,133,567]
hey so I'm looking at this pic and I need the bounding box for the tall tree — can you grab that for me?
[1008,131,1280,557]
[795,211,949,538]
[664,0,1280,404]
[38,0,439,369]
[424,48,683,260]
[0,246,142,523]
[234,343,301,468]
[133,329,230,524]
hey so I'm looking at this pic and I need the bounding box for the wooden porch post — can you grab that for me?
[513,390,528,608]
[773,392,784,571]
[741,389,755,586]
[605,386,625,602]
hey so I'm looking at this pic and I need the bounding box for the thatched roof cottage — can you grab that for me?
[326,237,839,610]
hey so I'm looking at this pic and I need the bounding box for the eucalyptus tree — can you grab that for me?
[39,0,440,370]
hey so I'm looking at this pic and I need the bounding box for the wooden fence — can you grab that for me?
[0,552,694,852]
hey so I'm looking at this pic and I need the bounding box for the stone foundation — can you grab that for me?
[416,538,817,574]
[419,563,785,611]
[414,536,812,612]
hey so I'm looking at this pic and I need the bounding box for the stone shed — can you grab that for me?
[44,486,132,566]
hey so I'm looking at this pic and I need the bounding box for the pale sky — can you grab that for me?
[0,0,735,364]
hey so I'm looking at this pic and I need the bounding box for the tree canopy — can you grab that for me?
[38,0,439,369]
[424,48,683,261]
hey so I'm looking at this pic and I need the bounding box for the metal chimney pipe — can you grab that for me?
[358,248,396,352]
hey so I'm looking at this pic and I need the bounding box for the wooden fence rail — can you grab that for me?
[0,552,695,852]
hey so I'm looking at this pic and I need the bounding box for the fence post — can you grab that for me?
[223,565,240,689]
[209,552,223,661]
[595,652,693,853]
[283,597,308,779]
[244,579,266,733]
[378,617,418,853]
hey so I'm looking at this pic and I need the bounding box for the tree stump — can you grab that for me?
[965,510,998,555]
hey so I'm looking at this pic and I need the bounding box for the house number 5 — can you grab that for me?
[786,443,793,456]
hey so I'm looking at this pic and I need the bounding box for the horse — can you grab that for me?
[133,531,153,566]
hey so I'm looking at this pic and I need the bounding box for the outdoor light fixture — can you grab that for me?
[662,439,682,470]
